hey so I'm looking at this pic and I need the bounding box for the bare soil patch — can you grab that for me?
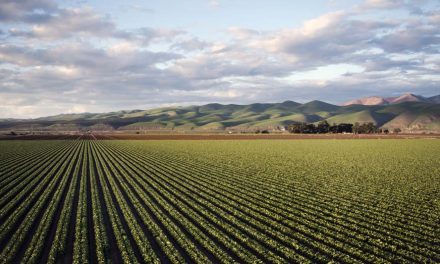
[1,133,439,140]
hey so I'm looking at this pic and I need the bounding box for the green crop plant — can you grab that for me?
[0,139,439,263]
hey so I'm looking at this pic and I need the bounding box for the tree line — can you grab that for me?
[287,121,401,134]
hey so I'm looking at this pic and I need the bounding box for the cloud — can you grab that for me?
[0,42,182,80]
[361,0,406,9]
[170,12,398,80]
[171,38,210,51]
[206,6,437,74]
[132,27,185,45]
[5,5,120,40]
[5,4,184,44]
[0,0,56,22]
[228,27,261,39]
[372,20,440,53]
[358,0,431,14]
[170,43,297,80]
[1,0,439,118]
[27,7,117,39]
[121,4,154,14]
[256,12,398,67]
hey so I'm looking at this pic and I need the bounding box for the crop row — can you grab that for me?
[0,139,438,263]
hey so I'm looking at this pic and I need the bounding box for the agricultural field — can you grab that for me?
[0,139,439,263]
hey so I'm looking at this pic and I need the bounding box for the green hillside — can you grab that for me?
[1,100,439,132]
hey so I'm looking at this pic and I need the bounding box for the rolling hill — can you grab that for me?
[343,93,440,106]
[1,95,439,133]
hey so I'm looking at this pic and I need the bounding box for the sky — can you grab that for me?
[0,0,439,118]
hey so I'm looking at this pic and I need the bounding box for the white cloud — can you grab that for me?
[0,0,439,118]
[28,7,116,39]
[0,0,56,22]
[301,11,345,36]
[361,0,406,9]
[6,5,185,45]
[228,27,260,39]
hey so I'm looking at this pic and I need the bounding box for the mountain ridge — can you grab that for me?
[343,93,439,106]
[1,94,439,133]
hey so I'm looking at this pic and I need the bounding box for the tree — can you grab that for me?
[339,123,353,133]
[353,122,360,134]
[393,128,402,134]
[357,122,377,134]
[329,123,339,133]
[288,123,308,133]
[287,122,354,134]
[365,122,377,133]
[317,120,330,133]
[304,124,317,134]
